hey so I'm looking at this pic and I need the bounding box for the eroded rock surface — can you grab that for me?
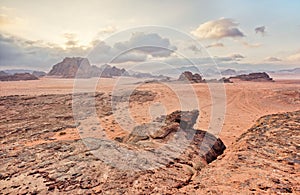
[181,110,300,194]
[0,93,226,194]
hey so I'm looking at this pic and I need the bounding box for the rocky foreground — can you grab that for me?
[0,91,299,194]
[0,91,225,194]
[182,110,300,194]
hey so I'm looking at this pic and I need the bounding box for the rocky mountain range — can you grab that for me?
[47,57,128,78]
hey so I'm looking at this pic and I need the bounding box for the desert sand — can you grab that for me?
[0,77,299,194]
[1,77,299,146]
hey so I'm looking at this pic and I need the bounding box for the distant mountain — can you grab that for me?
[0,73,38,81]
[32,71,47,77]
[221,69,237,76]
[278,68,300,74]
[2,69,35,75]
[0,71,8,77]
[229,72,273,82]
[47,57,128,78]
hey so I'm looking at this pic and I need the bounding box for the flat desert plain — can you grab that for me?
[1,77,299,146]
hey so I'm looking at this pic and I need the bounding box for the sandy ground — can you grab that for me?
[1,77,300,147]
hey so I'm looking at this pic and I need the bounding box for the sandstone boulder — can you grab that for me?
[178,71,204,83]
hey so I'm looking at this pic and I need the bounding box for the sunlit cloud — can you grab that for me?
[264,57,282,62]
[241,41,262,48]
[287,51,300,62]
[191,18,245,40]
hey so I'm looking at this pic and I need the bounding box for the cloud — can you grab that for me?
[0,31,176,69]
[264,57,282,62]
[63,33,79,48]
[0,33,88,70]
[255,26,266,36]
[217,54,245,62]
[187,44,201,53]
[229,54,245,60]
[191,18,245,40]
[85,32,177,64]
[97,26,117,35]
[206,42,224,48]
[0,14,13,25]
[114,32,177,57]
[241,41,262,48]
[287,51,300,61]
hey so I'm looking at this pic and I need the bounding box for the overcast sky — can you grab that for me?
[0,0,299,71]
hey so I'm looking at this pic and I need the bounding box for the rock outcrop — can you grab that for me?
[47,57,127,78]
[0,93,226,194]
[0,73,38,81]
[182,110,300,194]
[229,72,273,82]
[178,71,204,83]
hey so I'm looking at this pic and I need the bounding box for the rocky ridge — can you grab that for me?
[0,73,38,81]
[47,57,127,78]
[229,72,273,82]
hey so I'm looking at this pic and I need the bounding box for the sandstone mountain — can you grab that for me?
[178,71,204,83]
[47,57,127,78]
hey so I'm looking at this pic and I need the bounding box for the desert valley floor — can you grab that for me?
[0,77,299,194]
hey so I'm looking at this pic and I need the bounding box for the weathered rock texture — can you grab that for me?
[181,110,300,194]
[0,92,226,194]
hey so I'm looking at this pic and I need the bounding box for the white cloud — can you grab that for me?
[63,33,79,48]
[191,18,245,40]
[287,51,300,62]
[114,32,177,57]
